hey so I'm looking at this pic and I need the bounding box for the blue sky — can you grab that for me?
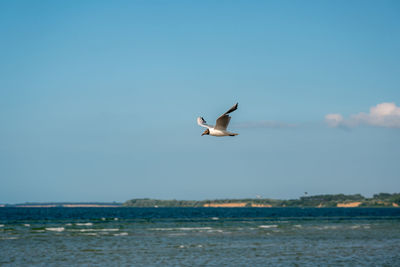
[1,1,399,203]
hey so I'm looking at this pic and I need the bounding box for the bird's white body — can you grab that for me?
[197,103,239,137]
[208,128,237,137]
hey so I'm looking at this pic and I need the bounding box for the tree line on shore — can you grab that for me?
[123,193,400,207]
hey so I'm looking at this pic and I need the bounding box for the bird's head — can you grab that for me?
[201,129,210,136]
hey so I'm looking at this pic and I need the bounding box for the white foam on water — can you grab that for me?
[152,227,212,231]
[46,227,65,232]
[179,245,185,248]
[100,228,119,232]
[23,224,30,227]
[0,224,4,227]
[316,225,338,230]
[77,229,94,232]
[74,228,119,232]
[207,229,223,233]
[76,223,93,226]
[114,218,119,221]
[211,217,219,220]
[350,225,360,229]
[259,225,278,229]
[364,225,371,229]
[114,232,128,236]
[2,237,18,240]
[177,227,213,231]
[101,218,106,221]
[294,225,302,228]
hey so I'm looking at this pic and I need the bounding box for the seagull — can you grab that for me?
[197,103,239,137]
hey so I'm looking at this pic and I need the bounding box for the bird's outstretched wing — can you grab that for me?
[197,117,212,129]
[215,103,238,130]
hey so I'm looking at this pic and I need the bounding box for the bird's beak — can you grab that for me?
[201,130,208,136]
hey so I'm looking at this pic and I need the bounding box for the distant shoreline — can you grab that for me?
[0,203,122,208]
[2,205,399,208]
[123,193,400,208]
[2,193,399,208]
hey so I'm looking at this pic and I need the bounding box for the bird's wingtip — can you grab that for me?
[197,117,206,124]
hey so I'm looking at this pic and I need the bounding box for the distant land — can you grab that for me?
[124,193,400,208]
[2,193,399,208]
[0,202,122,208]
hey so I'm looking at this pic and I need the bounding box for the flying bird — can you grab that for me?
[197,103,239,137]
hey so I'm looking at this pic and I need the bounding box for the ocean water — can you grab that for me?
[1,208,400,266]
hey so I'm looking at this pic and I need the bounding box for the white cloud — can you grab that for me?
[325,102,400,128]
[325,113,343,128]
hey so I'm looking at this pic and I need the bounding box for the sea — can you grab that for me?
[1,207,400,266]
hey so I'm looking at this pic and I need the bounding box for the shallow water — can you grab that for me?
[1,208,400,266]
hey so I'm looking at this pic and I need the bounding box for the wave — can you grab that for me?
[1,237,18,240]
[178,227,212,231]
[177,244,204,249]
[70,228,119,232]
[46,227,65,232]
[97,228,119,232]
[76,223,93,226]
[315,225,338,230]
[207,229,224,233]
[259,225,278,229]
[114,232,128,236]
[152,227,213,231]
